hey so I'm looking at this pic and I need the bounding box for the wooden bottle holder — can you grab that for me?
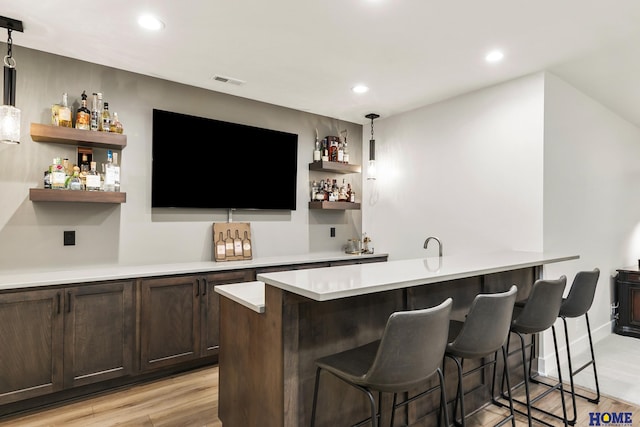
[213,222,253,261]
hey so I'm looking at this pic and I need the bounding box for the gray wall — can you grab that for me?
[0,45,363,272]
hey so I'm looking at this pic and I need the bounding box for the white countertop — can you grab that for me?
[256,250,578,302]
[0,252,387,291]
[215,281,265,313]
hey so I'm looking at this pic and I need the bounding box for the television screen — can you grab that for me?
[152,109,298,209]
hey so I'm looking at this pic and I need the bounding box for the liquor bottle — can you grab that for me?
[109,112,124,134]
[242,231,252,258]
[68,167,83,191]
[101,101,111,132]
[85,161,101,191]
[52,93,72,127]
[103,150,117,192]
[215,232,226,260]
[43,170,51,189]
[321,138,329,161]
[75,91,91,130]
[90,93,100,131]
[313,137,321,162]
[79,153,90,190]
[337,140,344,163]
[112,152,121,192]
[328,137,338,162]
[50,158,67,190]
[343,138,349,164]
[233,230,243,257]
[62,158,72,188]
[225,230,235,257]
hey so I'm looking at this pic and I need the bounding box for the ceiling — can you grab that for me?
[2,0,640,126]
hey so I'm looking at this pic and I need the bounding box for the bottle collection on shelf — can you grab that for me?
[51,91,124,134]
[311,178,355,202]
[312,130,350,163]
[43,150,120,192]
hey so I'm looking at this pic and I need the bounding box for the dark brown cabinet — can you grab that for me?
[0,281,133,405]
[63,281,134,388]
[615,267,640,338]
[0,288,63,404]
[0,255,387,414]
[139,270,252,371]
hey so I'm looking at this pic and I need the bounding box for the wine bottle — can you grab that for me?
[233,230,243,256]
[225,230,234,257]
[215,232,226,260]
[242,231,252,258]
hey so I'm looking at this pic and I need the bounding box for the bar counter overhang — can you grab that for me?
[215,251,578,427]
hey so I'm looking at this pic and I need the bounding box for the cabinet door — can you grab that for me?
[201,270,254,357]
[63,281,134,388]
[0,289,64,404]
[140,275,200,371]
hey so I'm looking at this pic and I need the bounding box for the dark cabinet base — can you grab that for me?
[615,267,640,339]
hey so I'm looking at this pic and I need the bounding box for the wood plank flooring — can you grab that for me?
[0,365,635,426]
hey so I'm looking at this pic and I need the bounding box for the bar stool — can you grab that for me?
[528,268,601,425]
[496,276,569,427]
[444,285,518,427]
[310,298,452,427]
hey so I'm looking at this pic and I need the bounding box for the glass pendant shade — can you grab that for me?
[367,138,376,180]
[0,104,20,144]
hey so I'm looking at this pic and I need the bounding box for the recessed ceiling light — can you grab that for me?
[352,85,369,94]
[485,50,504,63]
[138,14,165,31]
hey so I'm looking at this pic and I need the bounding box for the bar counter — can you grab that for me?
[216,251,578,427]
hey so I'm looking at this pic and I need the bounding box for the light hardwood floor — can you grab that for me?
[0,365,636,426]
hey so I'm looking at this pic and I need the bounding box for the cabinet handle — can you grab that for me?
[196,278,200,297]
[67,291,72,313]
[57,293,61,314]
[203,278,207,295]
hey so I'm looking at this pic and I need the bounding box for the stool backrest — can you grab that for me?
[511,276,566,334]
[447,285,518,358]
[560,268,600,318]
[364,298,452,391]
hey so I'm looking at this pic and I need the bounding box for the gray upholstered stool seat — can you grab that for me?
[445,285,518,427]
[310,298,452,427]
[527,268,601,425]
[495,276,569,427]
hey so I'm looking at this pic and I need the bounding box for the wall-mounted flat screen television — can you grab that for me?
[152,109,298,210]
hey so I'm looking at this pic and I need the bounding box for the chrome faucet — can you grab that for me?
[424,236,442,257]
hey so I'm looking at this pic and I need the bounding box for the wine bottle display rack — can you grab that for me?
[213,222,253,262]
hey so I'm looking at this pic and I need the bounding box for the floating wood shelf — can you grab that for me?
[308,161,361,174]
[29,188,126,204]
[30,123,127,150]
[308,201,361,210]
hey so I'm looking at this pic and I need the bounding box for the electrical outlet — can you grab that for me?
[330,227,336,237]
[64,230,75,246]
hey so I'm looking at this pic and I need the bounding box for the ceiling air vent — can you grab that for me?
[211,75,245,86]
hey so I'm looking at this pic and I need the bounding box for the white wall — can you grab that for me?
[0,45,362,272]
[363,73,545,260]
[363,70,640,376]
[541,72,640,367]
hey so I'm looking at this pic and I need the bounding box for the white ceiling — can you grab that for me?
[2,0,640,126]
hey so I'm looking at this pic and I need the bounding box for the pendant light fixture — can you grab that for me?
[365,113,379,180]
[0,16,23,145]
